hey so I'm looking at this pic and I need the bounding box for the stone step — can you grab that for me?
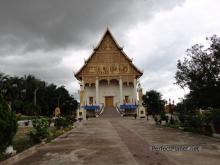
[101,107,121,118]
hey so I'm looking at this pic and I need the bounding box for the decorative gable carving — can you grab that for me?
[75,29,143,80]
[97,33,118,51]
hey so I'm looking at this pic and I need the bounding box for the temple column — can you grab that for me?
[77,80,86,120]
[133,78,137,103]
[80,80,85,105]
[96,77,99,105]
[119,78,123,104]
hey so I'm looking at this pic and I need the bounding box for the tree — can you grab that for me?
[0,73,78,117]
[0,94,17,153]
[175,35,220,108]
[29,117,49,143]
[142,90,165,116]
[23,102,41,116]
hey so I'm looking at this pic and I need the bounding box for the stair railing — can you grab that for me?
[116,102,124,115]
[98,103,105,116]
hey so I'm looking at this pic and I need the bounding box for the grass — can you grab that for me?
[0,126,73,162]
[12,127,35,153]
[16,115,38,121]
[16,115,51,121]
[46,126,72,142]
[0,127,33,162]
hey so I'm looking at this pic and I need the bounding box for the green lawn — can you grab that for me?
[1,126,73,162]
[0,127,34,161]
[12,127,34,153]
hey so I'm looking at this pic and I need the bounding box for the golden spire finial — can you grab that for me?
[106,24,110,31]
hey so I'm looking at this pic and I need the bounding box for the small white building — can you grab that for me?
[75,29,143,116]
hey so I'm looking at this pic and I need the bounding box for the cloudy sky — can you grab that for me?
[1,0,220,102]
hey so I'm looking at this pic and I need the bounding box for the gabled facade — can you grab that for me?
[75,29,143,108]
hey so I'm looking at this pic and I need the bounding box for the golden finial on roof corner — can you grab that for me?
[106,24,112,32]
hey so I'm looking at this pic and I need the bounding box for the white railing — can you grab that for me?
[116,102,124,114]
[98,103,105,116]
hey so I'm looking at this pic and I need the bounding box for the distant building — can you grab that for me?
[75,29,143,114]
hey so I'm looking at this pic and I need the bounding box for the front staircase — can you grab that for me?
[101,107,121,118]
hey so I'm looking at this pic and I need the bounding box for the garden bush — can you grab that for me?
[66,115,77,124]
[210,109,220,133]
[54,117,70,129]
[159,111,168,123]
[29,117,49,143]
[23,103,41,116]
[180,112,212,135]
[211,109,220,126]
[178,112,186,123]
[0,94,18,153]
[16,113,22,121]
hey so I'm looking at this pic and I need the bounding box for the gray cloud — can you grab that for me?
[0,0,186,99]
[123,0,220,101]
[0,0,184,52]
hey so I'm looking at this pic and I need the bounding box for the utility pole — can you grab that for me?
[34,87,39,106]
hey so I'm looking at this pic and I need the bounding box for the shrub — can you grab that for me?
[181,112,212,135]
[54,117,69,129]
[0,94,18,153]
[66,115,77,124]
[159,111,168,123]
[178,112,185,123]
[183,114,200,132]
[211,109,220,126]
[16,113,22,121]
[29,117,49,143]
[210,109,220,133]
[11,100,23,113]
[165,120,180,129]
[23,103,41,116]
[153,115,160,125]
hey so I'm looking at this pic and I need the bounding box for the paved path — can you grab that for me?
[111,120,175,165]
[10,117,220,165]
[101,107,121,118]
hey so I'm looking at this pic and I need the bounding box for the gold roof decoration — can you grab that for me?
[75,28,143,80]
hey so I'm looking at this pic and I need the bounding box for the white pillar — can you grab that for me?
[133,79,137,103]
[81,80,85,89]
[80,80,85,105]
[96,77,99,105]
[78,80,86,120]
[119,78,123,104]
[82,80,86,120]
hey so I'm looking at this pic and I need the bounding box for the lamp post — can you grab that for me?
[34,87,39,106]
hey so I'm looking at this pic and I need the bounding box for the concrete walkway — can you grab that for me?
[100,107,121,118]
[10,117,220,165]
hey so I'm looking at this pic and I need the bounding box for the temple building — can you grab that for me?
[75,29,143,117]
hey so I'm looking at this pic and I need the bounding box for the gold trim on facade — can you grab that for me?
[75,29,143,80]
[75,29,143,109]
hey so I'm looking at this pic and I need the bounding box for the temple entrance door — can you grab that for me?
[105,96,114,107]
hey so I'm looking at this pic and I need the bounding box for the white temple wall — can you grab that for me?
[123,84,136,102]
[84,83,135,106]
[99,84,120,106]
[84,86,95,104]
